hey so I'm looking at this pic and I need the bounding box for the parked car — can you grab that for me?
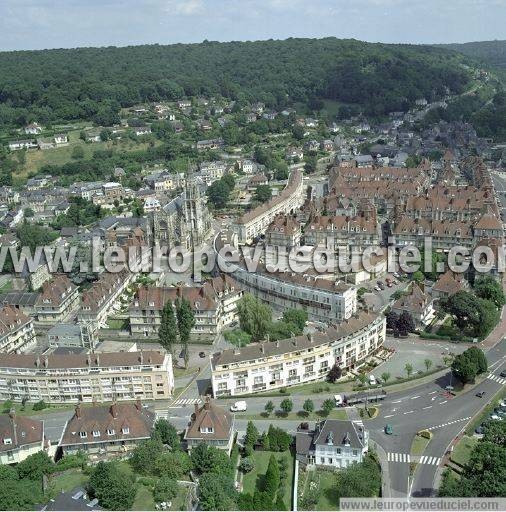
[475,425,484,435]
[476,391,486,398]
[230,401,247,412]
[199,351,206,358]
[369,375,377,386]
[500,370,506,378]
[385,424,393,435]
[374,286,381,291]
[490,414,502,421]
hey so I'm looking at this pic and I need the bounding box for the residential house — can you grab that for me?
[391,283,434,327]
[24,123,42,135]
[431,270,467,300]
[0,410,45,464]
[184,398,234,454]
[59,401,155,460]
[265,214,301,248]
[296,419,368,469]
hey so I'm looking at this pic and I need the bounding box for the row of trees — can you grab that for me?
[158,298,195,367]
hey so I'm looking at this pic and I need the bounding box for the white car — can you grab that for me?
[230,401,247,412]
[369,375,377,386]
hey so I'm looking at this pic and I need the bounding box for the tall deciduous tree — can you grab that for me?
[159,300,177,356]
[176,297,195,368]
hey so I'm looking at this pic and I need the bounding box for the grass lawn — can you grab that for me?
[312,470,339,511]
[50,469,88,493]
[106,317,129,330]
[411,434,431,457]
[0,401,75,416]
[173,366,199,378]
[132,483,156,511]
[242,449,294,509]
[238,409,347,421]
[450,435,478,467]
[0,280,13,292]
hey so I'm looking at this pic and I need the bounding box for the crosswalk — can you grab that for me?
[426,416,471,431]
[418,456,441,466]
[387,452,410,463]
[170,398,202,407]
[487,373,506,386]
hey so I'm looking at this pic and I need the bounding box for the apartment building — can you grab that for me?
[35,275,80,324]
[265,214,301,249]
[0,410,45,465]
[78,270,133,329]
[211,312,385,397]
[129,275,243,338]
[304,214,379,249]
[0,306,36,354]
[0,350,174,403]
[234,169,305,244]
[198,161,227,185]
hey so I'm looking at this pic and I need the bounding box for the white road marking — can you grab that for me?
[426,416,472,431]
[439,400,448,405]
[422,406,432,410]
[431,396,438,401]
[392,400,402,403]
[404,410,414,415]
[410,396,420,400]
[384,414,394,418]
[428,391,437,395]
[387,452,410,463]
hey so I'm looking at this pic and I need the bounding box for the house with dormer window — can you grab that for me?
[184,398,234,454]
[58,401,155,461]
[296,419,368,469]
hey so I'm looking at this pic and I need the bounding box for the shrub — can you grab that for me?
[32,400,47,411]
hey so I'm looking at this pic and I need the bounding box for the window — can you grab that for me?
[353,450,358,456]
[122,427,130,434]
[320,457,325,464]
[107,429,115,436]
[92,430,100,437]
[328,458,333,464]
[200,427,214,434]
[79,431,87,438]
[3,438,12,445]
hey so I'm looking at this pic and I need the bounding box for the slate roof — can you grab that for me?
[0,412,43,453]
[184,398,233,442]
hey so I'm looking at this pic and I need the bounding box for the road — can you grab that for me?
[491,171,506,221]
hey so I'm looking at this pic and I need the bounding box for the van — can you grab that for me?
[230,401,247,412]
[369,375,377,386]
[334,394,344,407]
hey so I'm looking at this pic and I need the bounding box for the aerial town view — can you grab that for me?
[0,1,505,511]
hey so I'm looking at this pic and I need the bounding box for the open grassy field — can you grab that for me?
[15,128,159,179]
[242,449,294,509]
[49,469,88,493]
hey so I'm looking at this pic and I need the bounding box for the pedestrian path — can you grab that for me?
[487,373,506,386]
[387,452,410,463]
[170,397,202,407]
[418,455,441,466]
[426,416,471,431]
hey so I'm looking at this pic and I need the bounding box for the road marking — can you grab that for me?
[431,396,438,401]
[392,400,402,404]
[170,398,202,408]
[428,391,437,395]
[387,452,410,463]
[487,373,506,385]
[404,410,414,415]
[426,416,471,431]
[419,456,441,465]
[439,400,448,405]
[384,414,394,418]
[422,406,432,410]
[410,396,420,400]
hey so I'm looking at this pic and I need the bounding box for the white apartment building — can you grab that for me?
[211,312,385,397]
[35,275,80,324]
[234,169,305,244]
[0,350,174,404]
[0,306,36,354]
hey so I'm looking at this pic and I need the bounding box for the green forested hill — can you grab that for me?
[440,40,506,69]
[0,38,472,127]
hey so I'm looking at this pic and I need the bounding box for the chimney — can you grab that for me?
[139,351,144,364]
[95,354,100,366]
[194,402,200,415]
[8,408,15,420]
[75,403,82,419]
[204,397,211,410]
[307,333,314,344]
[35,356,40,368]
[135,399,142,411]
[110,402,118,419]
[43,356,48,368]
